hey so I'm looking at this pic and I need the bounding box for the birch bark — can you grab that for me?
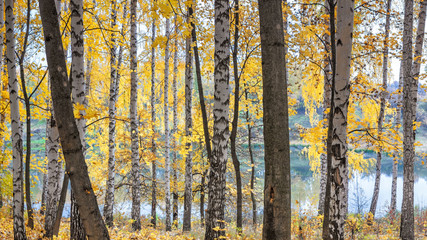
[183,5,194,232]
[325,0,354,238]
[164,17,172,232]
[6,0,27,237]
[130,0,141,231]
[205,0,230,239]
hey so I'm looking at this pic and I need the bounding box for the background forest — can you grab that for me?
[0,0,427,239]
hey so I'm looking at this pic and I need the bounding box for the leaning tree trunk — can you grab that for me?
[230,0,242,234]
[323,0,354,239]
[39,0,110,238]
[104,0,118,227]
[369,0,392,218]
[6,0,27,238]
[172,14,179,229]
[150,2,157,228]
[70,0,87,238]
[183,5,194,232]
[205,0,230,239]
[18,0,34,229]
[130,0,141,231]
[258,0,291,239]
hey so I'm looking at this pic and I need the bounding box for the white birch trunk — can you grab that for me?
[205,0,230,239]
[183,11,193,231]
[326,0,354,238]
[6,0,27,238]
[44,115,62,238]
[104,0,118,227]
[171,14,179,229]
[70,0,86,238]
[150,6,157,228]
[163,17,172,232]
[130,0,141,231]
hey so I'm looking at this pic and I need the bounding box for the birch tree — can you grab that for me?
[171,14,179,229]
[6,0,27,238]
[104,0,118,227]
[205,0,230,239]
[70,0,87,238]
[130,0,141,231]
[163,16,172,232]
[150,1,157,228]
[183,4,193,232]
[258,0,291,239]
[323,0,354,238]
[38,0,110,238]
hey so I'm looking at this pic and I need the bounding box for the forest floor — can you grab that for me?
[1,207,426,239]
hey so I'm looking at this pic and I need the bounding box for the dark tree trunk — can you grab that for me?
[18,0,34,230]
[230,0,242,234]
[38,0,110,238]
[52,174,69,237]
[258,0,291,239]
[245,89,257,228]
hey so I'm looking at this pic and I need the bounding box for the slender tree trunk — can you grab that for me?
[44,115,63,238]
[130,0,141,231]
[183,5,194,232]
[0,0,4,207]
[7,0,27,238]
[230,0,242,234]
[205,0,230,239]
[323,0,354,239]
[258,0,291,239]
[318,0,332,216]
[200,168,207,228]
[18,0,34,229]
[245,89,256,228]
[369,0,392,218]
[104,0,118,227]
[164,17,172,232]
[70,0,87,237]
[172,14,179,229]
[52,173,69,237]
[39,0,110,238]
[150,1,157,228]
[190,6,213,164]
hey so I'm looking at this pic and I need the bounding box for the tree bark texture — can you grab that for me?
[205,0,230,239]
[6,0,27,238]
[369,0,392,218]
[183,6,194,232]
[258,0,291,239]
[230,0,242,234]
[318,0,332,216]
[104,0,118,227]
[163,16,172,232]
[325,0,354,239]
[150,4,157,228]
[172,14,179,229]
[44,116,63,238]
[130,0,141,232]
[70,0,86,238]
[38,0,110,238]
